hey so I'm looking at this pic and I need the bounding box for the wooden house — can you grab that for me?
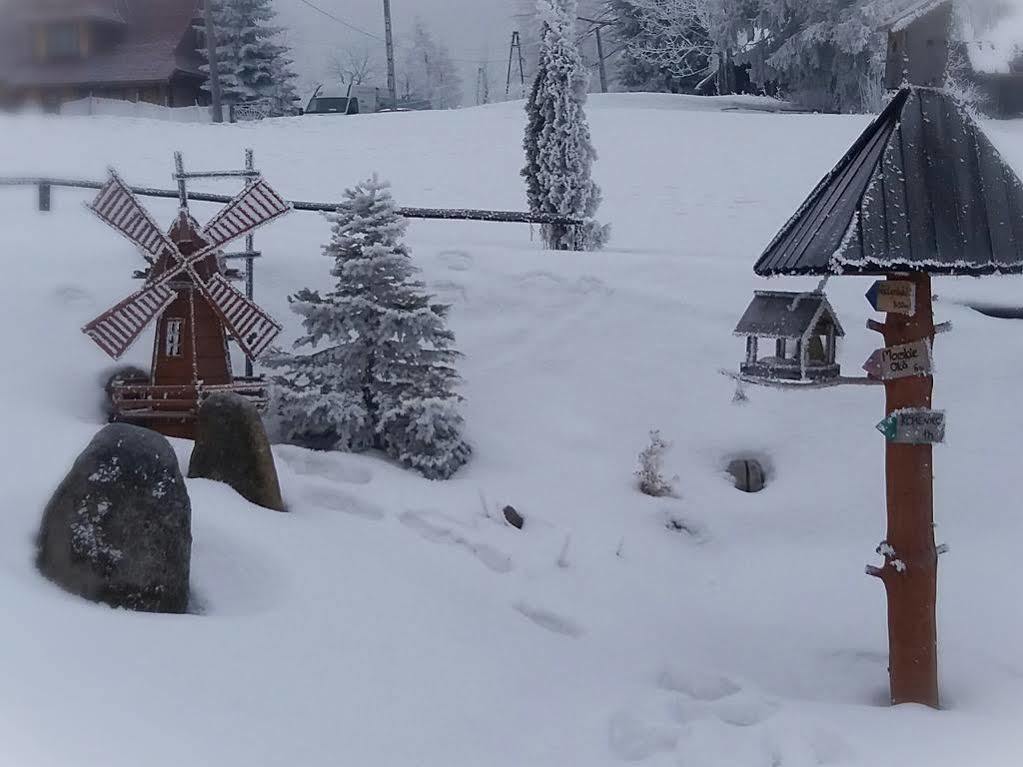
[882,0,1023,118]
[0,0,208,112]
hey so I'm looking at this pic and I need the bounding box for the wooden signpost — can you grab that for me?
[741,85,1023,711]
[862,339,932,380]
[866,272,940,708]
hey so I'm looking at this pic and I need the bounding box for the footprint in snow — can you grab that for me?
[658,666,741,702]
[437,250,474,272]
[399,510,513,574]
[513,601,583,638]
[300,485,386,521]
[275,445,373,486]
[607,711,678,762]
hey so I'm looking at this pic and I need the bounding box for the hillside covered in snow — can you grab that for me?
[1,94,1023,766]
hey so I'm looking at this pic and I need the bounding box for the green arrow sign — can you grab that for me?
[876,409,946,445]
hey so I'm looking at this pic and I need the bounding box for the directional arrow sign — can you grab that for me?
[866,280,916,316]
[863,339,932,380]
[876,409,946,445]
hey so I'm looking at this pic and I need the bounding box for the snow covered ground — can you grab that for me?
[1,93,1022,766]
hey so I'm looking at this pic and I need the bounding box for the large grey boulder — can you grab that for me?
[37,424,191,613]
[188,393,286,512]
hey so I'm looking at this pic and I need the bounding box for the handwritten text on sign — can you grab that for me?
[876,409,946,445]
[865,280,916,316]
[862,339,932,380]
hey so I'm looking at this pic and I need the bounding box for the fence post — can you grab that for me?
[38,183,51,212]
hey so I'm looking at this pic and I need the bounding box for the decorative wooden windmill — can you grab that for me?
[84,163,291,439]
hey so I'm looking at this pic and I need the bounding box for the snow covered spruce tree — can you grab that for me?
[522,0,609,251]
[202,0,300,115]
[266,176,471,480]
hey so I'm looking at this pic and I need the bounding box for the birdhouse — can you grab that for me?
[733,291,844,384]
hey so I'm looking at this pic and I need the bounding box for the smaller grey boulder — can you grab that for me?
[188,393,285,512]
[503,505,524,530]
[726,459,767,493]
[37,424,191,613]
[99,365,149,421]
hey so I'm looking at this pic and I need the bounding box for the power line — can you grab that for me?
[292,0,385,42]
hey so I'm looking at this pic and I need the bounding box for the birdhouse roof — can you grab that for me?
[754,87,1023,277]
[733,291,845,339]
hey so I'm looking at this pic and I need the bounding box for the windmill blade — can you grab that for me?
[203,273,283,360]
[88,172,176,260]
[200,177,291,252]
[82,284,177,360]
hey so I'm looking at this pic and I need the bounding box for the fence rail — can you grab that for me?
[0,176,582,227]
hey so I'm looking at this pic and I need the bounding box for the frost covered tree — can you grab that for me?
[401,20,464,109]
[202,0,299,114]
[266,176,471,481]
[613,0,715,84]
[523,0,610,250]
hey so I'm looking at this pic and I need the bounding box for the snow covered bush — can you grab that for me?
[202,0,300,115]
[265,176,471,480]
[523,0,610,251]
[635,430,677,497]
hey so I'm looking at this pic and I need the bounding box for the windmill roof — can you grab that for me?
[733,291,845,339]
[754,87,1023,277]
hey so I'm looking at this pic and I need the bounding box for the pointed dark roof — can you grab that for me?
[755,87,1023,277]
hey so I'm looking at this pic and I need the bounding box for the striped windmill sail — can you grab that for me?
[200,177,291,252]
[88,172,175,259]
[203,273,283,360]
[82,284,177,359]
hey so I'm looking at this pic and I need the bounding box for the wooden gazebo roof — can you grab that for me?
[755,87,1023,277]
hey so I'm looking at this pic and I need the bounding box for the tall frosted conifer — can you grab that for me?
[522,0,609,250]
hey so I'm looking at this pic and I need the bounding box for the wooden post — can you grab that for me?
[867,272,939,708]
[38,182,51,212]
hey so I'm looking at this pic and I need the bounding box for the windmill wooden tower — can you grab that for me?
[83,162,291,439]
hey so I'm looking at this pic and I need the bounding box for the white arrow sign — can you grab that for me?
[863,339,932,380]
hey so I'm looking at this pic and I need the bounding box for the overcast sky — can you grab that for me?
[274,0,527,101]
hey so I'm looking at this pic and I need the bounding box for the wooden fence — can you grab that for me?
[0,176,582,228]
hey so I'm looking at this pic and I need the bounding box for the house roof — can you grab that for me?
[4,0,204,89]
[754,87,1023,277]
[881,0,949,33]
[734,291,845,339]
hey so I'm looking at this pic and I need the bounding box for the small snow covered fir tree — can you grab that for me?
[523,0,609,251]
[202,0,299,115]
[266,176,471,480]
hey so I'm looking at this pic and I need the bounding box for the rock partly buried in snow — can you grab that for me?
[503,505,525,530]
[726,459,766,493]
[99,364,149,421]
[36,424,191,613]
[188,393,286,512]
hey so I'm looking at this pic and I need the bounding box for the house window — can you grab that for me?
[165,319,184,357]
[46,23,81,58]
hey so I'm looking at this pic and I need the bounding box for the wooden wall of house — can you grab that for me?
[886,3,954,89]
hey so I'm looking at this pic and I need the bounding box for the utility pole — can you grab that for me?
[578,16,613,94]
[476,62,490,105]
[203,0,224,123]
[594,25,608,93]
[506,31,525,98]
[382,0,398,110]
